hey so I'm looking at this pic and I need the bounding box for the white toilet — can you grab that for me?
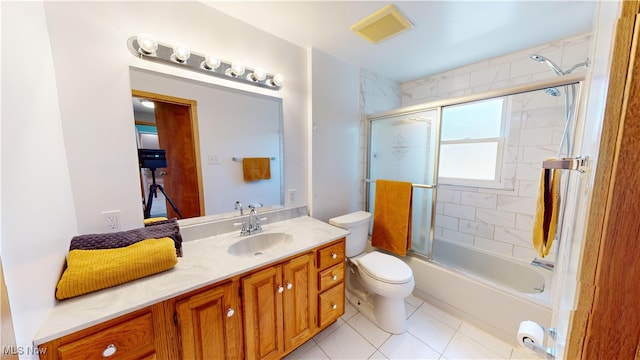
[329,211,415,334]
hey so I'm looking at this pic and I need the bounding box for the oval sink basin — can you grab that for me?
[228,232,294,257]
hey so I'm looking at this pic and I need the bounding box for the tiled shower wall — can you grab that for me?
[360,33,591,263]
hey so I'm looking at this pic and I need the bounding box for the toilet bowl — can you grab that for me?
[329,211,415,334]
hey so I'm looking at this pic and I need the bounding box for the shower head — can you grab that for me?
[544,87,561,97]
[529,54,564,76]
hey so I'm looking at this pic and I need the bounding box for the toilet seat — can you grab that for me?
[357,252,413,284]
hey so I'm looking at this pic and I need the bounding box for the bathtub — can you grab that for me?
[405,239,553,347]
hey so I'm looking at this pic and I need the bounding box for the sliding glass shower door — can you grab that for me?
[367,108,439,256]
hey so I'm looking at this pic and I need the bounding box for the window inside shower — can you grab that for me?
[439,97,511,188]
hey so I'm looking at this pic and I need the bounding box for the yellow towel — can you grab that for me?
[532,168,561,258]
[56,238,178,300]
[143,216,168,225]
[242,157,271,181]
[371,180,413,256]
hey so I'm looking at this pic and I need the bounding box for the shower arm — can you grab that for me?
[564,59,590,75]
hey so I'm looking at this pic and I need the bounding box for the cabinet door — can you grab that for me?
[242,266,284,360]
[175,281,243,359]
[283,253,316,350]
[39,304,169,360]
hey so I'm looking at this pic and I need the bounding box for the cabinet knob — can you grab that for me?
[331,275,338,281]
[331,253,337,259]
[331,303,337,310]
[278,286,284,293]
[286,282,293,290]
[227,308,235,318]
[102,344,117,357]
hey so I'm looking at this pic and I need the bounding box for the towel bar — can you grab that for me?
[363,179,435,189]
[232,156,276,162]
[542,156,589,173]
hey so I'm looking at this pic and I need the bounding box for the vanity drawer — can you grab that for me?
[318,262,344,292]
[318,282,344,328]
[317,240,345,270]
[50,309,159,360]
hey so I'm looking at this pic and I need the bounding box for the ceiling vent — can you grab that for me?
[350,4,414,44]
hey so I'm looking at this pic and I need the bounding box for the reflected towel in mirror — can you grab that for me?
[242,157,271,181]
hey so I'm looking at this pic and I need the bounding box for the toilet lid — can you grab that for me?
[358,252,413,284]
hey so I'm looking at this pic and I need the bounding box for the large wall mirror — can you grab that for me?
[130,67,284,221]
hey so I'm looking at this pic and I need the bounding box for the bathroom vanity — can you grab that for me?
[34,215,348,359]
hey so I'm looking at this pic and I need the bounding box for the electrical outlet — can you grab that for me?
[102,210,121,232]
[288,189,296,202]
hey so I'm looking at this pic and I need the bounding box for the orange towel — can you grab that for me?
[532,168,561,258]
[242,157,271,181]
[371,180,413,256]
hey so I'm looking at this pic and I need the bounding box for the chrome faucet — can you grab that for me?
[248,203,263,234]
[531,258,555,271]
[235,203,265,236]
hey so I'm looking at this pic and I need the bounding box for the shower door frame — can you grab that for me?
[365,74,586,260]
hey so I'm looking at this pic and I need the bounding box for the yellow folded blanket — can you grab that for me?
[56,238,178,300]
[242,157,271,181]
[371,179,413,256]
[532,168,560,258]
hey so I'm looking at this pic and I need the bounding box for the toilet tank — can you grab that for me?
[328,211,372,257]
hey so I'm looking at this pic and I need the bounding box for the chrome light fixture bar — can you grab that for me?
[127,34,284,90]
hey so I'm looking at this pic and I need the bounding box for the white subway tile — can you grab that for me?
[444,203,476,220]
[497,195,536,215]
[435,214,459,231]
[476,208,515,227]
[460,192,498,209]
[494,226,532,247]
[442,229,474,246]
[515,213,534,231]
[459,219,495,238]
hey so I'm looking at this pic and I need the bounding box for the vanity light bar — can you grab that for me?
[126,35,284,91]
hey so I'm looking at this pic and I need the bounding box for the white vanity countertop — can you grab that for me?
[34,215,349,345]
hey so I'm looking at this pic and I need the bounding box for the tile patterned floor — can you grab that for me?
[284,294,539,360]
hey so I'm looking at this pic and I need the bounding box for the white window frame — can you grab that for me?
[438,97,511,189]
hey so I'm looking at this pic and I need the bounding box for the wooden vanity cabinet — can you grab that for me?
[241,252,316,360]
[38,303,170,360]
[316,240,346,328]
[38,237,346,360]
[172,280,244,359]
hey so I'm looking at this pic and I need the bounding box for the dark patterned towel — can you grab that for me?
[69,218,183,256]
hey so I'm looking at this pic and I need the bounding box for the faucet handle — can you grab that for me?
[234,201,244,215]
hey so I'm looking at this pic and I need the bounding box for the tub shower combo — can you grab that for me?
[365,55,589,347]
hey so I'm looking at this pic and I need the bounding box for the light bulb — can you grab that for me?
[269,74,285,87]
[202,55,221,70]
[137,33,158,55]
[225,63,245,77]
[140,99,155,109]
[248,68,267,82]
[172,45,190,63]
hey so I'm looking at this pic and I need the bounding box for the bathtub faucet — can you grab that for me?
[531,258,555,271]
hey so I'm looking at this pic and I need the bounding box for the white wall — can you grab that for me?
[1,2,78,355]
[310,48,360,221]
[42,1,308,234]
[1,1,309,355]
